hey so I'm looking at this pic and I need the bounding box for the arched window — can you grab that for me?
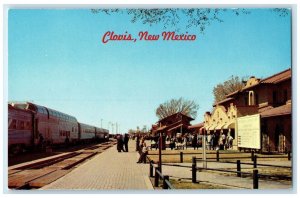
[249,91,255,105]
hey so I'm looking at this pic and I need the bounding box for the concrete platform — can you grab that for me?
[42,140,153,190]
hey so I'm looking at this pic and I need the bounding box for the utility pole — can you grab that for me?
[108,122,111,132]
[202,129,207,169]
[116,122,118,134]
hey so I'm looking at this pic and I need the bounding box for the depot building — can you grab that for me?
[203,68,292,153]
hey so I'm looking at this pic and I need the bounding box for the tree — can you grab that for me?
[92,8,289,34]
[156,97,199,120]
[128,129,136,134]
[213,76,246,103]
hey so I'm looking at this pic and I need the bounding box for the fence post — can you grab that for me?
[253,155,257,168]
[288,151,291,161]
[180,152,183,163]
[237,160,241,177]
[163,175,169,189]
[253,169,259,189]
[251,150,254,161]
[150,161,153,177]
[154,167,159,187]
[216,150,219,161]
[192,157,197,183]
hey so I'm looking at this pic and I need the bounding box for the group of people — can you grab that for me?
[146,132,234,151]
[206,132,234,150]
[131,132,234,165]
[116,134,129,152]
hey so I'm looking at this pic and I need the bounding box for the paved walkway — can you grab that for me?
[42,140,153,190]
[41,140,292,190]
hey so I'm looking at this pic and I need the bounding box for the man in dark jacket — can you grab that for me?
[123,134,129,152]
[117,135,124,152]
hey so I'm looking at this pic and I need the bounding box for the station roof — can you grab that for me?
[213,97,234,107]
[260,103,291,118]
[224,68,291,97]
[260,68,291,84]
[158,112,194,123]
[188,122,204,129]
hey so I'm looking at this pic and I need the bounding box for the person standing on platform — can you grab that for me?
[123,134,129,152]
[137,142,149,163]
[192,134,198,150]
[207,133,212,150]
[117,135,125,152]
[136,135,140,151]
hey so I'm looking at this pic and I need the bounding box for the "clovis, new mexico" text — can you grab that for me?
[102,31,197,44]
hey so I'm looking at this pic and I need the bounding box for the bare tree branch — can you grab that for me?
[155,97,199,119]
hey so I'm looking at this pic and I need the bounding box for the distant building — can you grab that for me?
[188,122,204,134]
[151,112,194,137]
[204,68,291,152]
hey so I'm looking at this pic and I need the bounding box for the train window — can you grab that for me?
[38,106,44,114]
[20,121,25,130]
[25,121,30,130]
[9,119,17,129]
[14,120,18,129]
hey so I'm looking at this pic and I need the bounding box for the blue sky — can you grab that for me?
[8,8,291,133]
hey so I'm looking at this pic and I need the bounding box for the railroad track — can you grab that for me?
[8,140,117,189]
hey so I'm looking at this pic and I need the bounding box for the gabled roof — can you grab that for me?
[260,68,291,84]
[158,112,194,122]
[213,97,234,107]
[225,90,240,97]
[224,68,291,96]
[260,103,291,118]
[188,122,204,129]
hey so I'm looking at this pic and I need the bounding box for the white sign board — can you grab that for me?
[237,114,261,149]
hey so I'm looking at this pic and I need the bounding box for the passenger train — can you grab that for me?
[8,102,109,153]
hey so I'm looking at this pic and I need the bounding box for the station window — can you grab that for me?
[255,93,259,105]
[283,90,288,103]
[249,91,255,106]
[273,91,278,105]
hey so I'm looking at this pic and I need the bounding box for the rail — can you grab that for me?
[193,155,291,189]
[147,150,291,163]
[147,154,291,189]
[149,161,175,189]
